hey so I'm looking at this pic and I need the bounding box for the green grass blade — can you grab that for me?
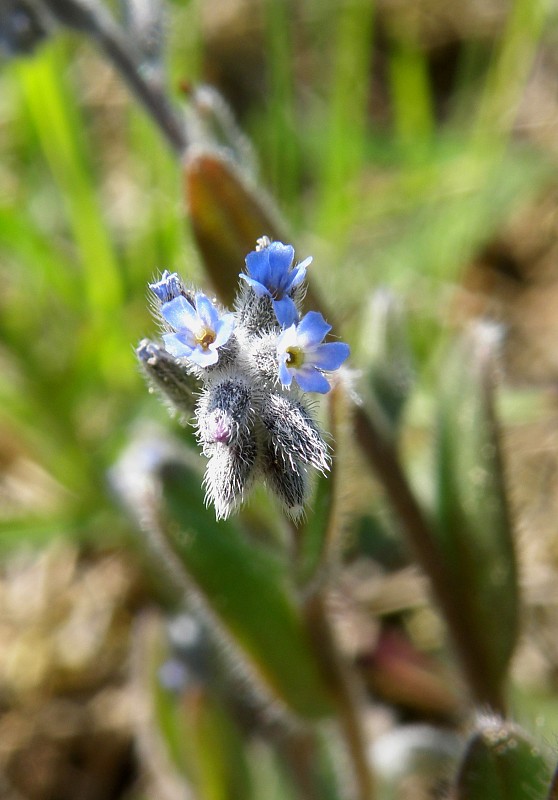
[314,0,375,238]
[387,38,434,152]
[15,41,125,367]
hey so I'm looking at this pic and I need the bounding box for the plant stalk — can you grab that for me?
[304,591,375,800]
[40,0,187,154]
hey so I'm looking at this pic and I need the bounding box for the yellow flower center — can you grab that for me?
[195,327,216,349]
[285,346,304,368]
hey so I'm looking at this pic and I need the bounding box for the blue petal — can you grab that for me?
[296,311,331,348]
[136,339,159,362]
[278,358,293,387]
[245,249,271,285]
[161,295,198,332]
[268,242,294,288]
[213,313,235,348]
[163,332,195,358]
[149,271,183,303]
[239,273,272,299]
[273,296,299,327]
[286,257,311,291]
[189,346,219,367]
[195,292,219,330]
[311,341,350,371]
[295,366,331,394]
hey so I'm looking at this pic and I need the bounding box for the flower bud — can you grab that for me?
[261,443,308,516]
[136,338,199,416]
[196,377,253,451]
[202,432,258,520]
[261,393,330,473]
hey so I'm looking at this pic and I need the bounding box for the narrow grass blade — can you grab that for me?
[314,0,374,237]
[15,41,125,374]
[473,0,548,142]
[360,288,414,435]
[261,0,300,214]
[387,35,434,152]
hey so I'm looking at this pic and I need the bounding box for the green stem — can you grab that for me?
[304,591,375,800]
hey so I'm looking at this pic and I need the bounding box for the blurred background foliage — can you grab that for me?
[3,0,558,798]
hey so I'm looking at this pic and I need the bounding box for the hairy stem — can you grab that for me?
[304,591,375,800]
[41,0,187,153]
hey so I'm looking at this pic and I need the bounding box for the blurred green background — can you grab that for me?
[3,0,558,797]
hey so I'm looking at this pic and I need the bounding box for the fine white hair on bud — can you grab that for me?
[137,237,350,519]
[196,377,253,451]
[260,393,330,474]
[136,338,200,416]
[246,333,280,381]
[260,443,308,517]
[234,289,279,334]
[202,433,258,520]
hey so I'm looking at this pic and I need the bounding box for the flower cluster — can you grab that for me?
[137,237,350,519]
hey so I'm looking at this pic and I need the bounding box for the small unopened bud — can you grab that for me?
[149,270,190,305]
[261,393,330,473]
[203,432,258,520]
[261,444,308,517]
[235,291,279,335]
[136,338,199,416]
[196,377,253,450]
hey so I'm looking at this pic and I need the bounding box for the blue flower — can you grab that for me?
[161,292,235,367]
[240,241,312,327]
[277,311,350,394]
[149,270,185,303]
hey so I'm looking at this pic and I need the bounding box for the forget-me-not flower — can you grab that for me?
[161,292,235,367]
[138,236,351,519]
[240,241,311,327]
[277,311,350,394]
[149,270,185,304]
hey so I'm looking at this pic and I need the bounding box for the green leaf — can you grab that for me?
[159,459,334,720]
[434,328,519,708]
[455,717,551,800]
